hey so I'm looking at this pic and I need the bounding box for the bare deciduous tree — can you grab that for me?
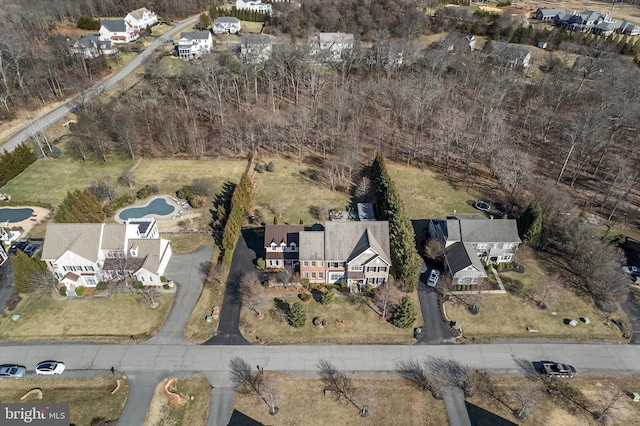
[317,360,373,417]
[396,360,444,399]
[512,382,544,420]
[424,356,490,398]
[27,269,58,295]
[229,357,283,415]
[533,273,562,310]
[424,238,445,263]
[239,272,266,316]
[373,281,402,320]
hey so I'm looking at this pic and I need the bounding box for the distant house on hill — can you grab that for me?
[68,34,117,58]
[125,7,158,30]
[99,19,139,44]
[235,0,272,15]
[495,46,532,69]
[433,32,477,53]
[240,34,272,63]
[213,17,241,34]
[309,32,355,63]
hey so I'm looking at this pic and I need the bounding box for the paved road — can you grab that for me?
[3,343,640,378]
[145,245,214,345]
[0,16,199,153]
[206,229,264,345]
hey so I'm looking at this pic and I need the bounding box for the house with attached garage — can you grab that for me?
[125,7,158,30]
[235,0,273,15]
[308,32,355,63]
[41,218,172,291]
[99,19,139,44]
[213,17,241,34]
[240,34,272,63]
[263,221,391,291]
[429,214,521,285]
[177,31,213,59]
[67,34,117,59]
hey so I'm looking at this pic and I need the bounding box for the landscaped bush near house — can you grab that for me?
[176,186,193,200]
[288,301,307,327]
[59,286,67,296]
[96,281,108,291]
[320,290,334,305]
[257,258,266,269]
[299,293,311,302]
[163,283,170,290]
[160,276,167,282]
[187,194,205,208]
[266,161,276,172]
[136,184,159,200]
[75,286,85,296]
[133,281,144,289]
[103,194,135,217]
[392,296,416,328]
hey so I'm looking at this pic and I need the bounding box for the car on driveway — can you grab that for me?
[8,240,28,255]
[23,243,40,257]
[0,364,26,378]
[35,360,65,375]
[427,269,440,287]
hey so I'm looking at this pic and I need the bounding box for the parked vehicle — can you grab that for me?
[542,362,576,378]
[623,265,640,277]
[427,269,440,287]
[8,240,28,255]
[23,243,40,257]
[0,364,26,378]
[35,360,66,375]
[474,200,491,212]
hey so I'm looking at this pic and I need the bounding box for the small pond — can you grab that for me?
[0,208,34,223]
[118,198,175,221]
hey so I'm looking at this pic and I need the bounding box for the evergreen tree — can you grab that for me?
[200,13,210,29]
[320,290,334,305]
[11,251,47,294]
[288,301,307,327]
[519,201,545,249]
[55,189,105,223]
[392,296,416,329]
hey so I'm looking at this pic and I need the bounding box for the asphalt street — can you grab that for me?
[0,16,199,153]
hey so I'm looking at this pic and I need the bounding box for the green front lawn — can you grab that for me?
[0,293,174,343]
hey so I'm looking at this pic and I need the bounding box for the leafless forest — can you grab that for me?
[1,0,639,228]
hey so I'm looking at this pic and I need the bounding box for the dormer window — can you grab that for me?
[270,242,276,251]
[129,246,138,257]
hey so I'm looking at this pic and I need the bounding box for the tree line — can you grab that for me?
[0,144,37,187]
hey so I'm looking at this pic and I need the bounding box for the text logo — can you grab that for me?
[0,404,68,425]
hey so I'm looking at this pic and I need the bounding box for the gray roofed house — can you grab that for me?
[534,7,566,21]
[429,215,521,285]
[496,46,532,69]
[553,10,640,36]
[309,32,355,63]
[41,219,172,290]
[177,31,213,59]
[213,17,241,34]
[99,19,139,44]
[436,32,477,53]
[240,34,272,63]
[68,34,117,59]
[299,231,325,261]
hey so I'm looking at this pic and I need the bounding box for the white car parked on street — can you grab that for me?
[35,360,65,375]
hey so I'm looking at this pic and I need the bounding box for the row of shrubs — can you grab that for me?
[58,278,170,296]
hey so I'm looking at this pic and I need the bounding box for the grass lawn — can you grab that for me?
[387,162,480,220]
[0,376,128,425]
[241,21,264,33]
[165,235,214,254]
[253,160,351,225]
[132,159,246,197]
[145,375,212,426]
[0,293,174,343]
[155,55,187,78]
[445,256,626,342]
[239,291,422,344]
[232,373,447,426]
[1,155,135,206]
[468,375,640,426]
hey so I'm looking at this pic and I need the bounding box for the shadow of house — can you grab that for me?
[228,409,264,426]
[465,402,518,426]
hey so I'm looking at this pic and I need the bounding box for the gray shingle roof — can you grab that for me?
[41,224,103,263]
[298,231,324,260]
[214,17,241,24]
[459,219,521,244]
[241,34,271,45]
[445,242,486,276]
[324,221,390,263]
[101,19,127,32]
[180,31,211,40]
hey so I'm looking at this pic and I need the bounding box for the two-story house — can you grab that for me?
[429,214,521,285]
[99,19,139,44]
[68,34,117,59]
[235,0,272,15]
[308,32,355,63]
[534,7,566,21]
[264,224,304,269]
[125,7,158,30]
[240,34,272,63]
[41,218,172,290]
[177,31,213,60]
[212,17,241,34]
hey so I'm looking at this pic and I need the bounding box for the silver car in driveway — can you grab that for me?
[0,364,26,378]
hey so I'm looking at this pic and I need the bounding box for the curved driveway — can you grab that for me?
[0,16,199,153]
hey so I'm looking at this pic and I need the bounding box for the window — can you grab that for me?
[74,266,83,271]
[84,277,97,286]
[311,272,316,278]
[329,273,343,282]
[366,267,376,272]
[141,277,145,282]
[85,266,95,271]
[378,266,387,272]
[350,265,363,271]
[311,261,316,267]
[303,261,309,267]
[319,272,324,279]
[476,243,488,250]
[63,266,73,272]
[367,278,375,284]
[376,278,385,284]
[318,261,323,266]
[304,272,309,278]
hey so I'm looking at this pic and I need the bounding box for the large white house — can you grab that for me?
[177,31,213,59]
[235,0,272,15]
[125,7,158,30]
[41,218,172,290]
[212,17,241,34]
[99,19,139,44]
